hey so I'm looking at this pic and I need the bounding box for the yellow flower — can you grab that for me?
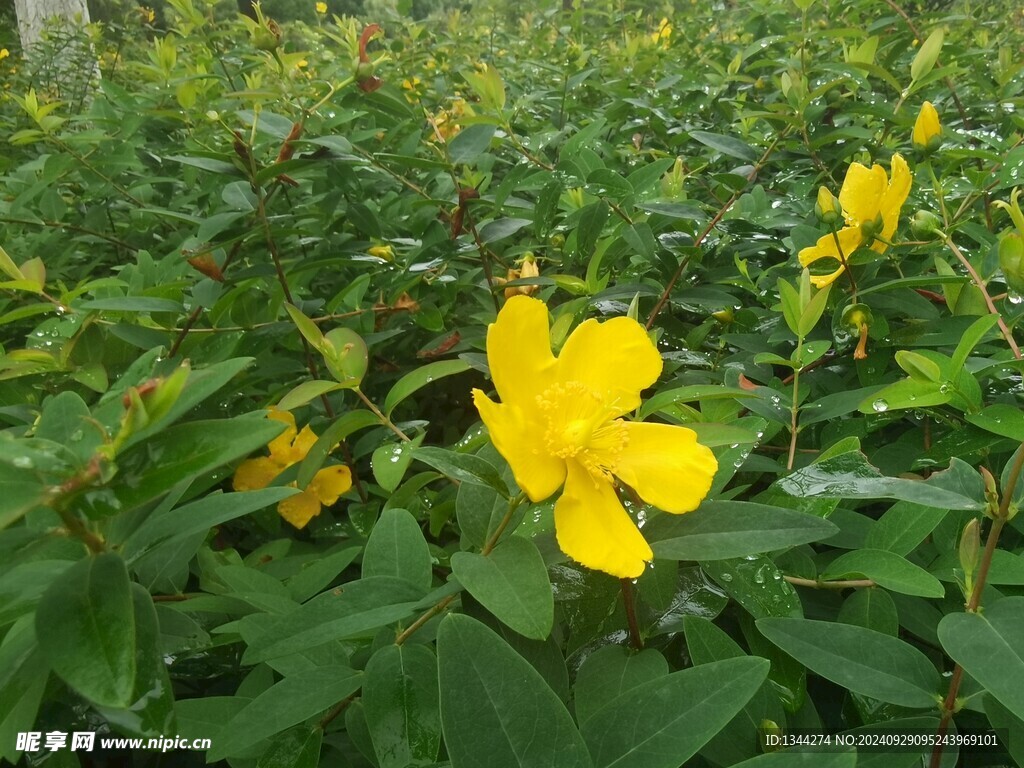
[651,17,672,47]
[798,154,911,288]
[368,244,394,260]
[472,297,718,578]
[233,407,352,529]
[315,2,327,13]
[913,101,941,153]
[0,49,9,61]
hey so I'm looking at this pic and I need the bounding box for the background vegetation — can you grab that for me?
[2,0,1024,766]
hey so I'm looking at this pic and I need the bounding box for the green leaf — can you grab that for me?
[894,350,942,383]
[384,359,472,416]
[778,279,801,336]
[97,418,286,515]
[733,750,856,767]
[451,537,553,640]
[284,303,327,352]
[864,502,947,556]
[414,446,508,496]
[438,614,591,768]
[703,556,802,619]
[277,380,343,411]
[757,618,941,708]
[93,584,175,737]
[35,554,136,708]
[256,727,322,768]
[0,621,49,765]
[776,450,983,510]
[479,217,532,244]
[691,130,757,162]
[297,410,380,488]
[122,488,298,563]
[822,549,944,597]
[950,314,999,371]
[77,297,184,313]
[837,587,899,635]
[363,644,441,768]
[207,666,363,759]
[965,404,1024,441]
[638,386,757,418]
[799,282,831,337]
[462,65,506,111]
[241,577,425,664]
[580,657,769,768]
[448,123,496,164]
[938,596,1024,721]
[371,435,423,492]
[910,27,945,82]
[576,200,609,259]
[362,508,433,592]
[646,501,838,561]
[572,646,669,726]
[286,546,361,602]
[323,327,368,387]
[858,378,950,413]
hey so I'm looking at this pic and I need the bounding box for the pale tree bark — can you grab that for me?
[13,0,99,104]
[14,0,92,52]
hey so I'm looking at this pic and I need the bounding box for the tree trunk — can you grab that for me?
[13,0,92,52]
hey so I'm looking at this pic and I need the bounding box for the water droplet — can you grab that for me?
[939,382,952,394]
[1009,291,1024,305]
[12,456,33,469]
[872,399,889,412]
[719,572,734,582]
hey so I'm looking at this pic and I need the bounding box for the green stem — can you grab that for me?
[355,388,410,443]
[787,340,802,471]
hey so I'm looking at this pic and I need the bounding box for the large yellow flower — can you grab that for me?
[799,154,911,288]
[472,296,718,578]
[233,407,352,529]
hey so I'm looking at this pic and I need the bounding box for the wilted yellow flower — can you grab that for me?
[432,97,471,141]
[913,101,941,153]
[233,407,352,529]
[502,254,541,299]
[472,296,718,578]
[315,2,327,13]
[799,154,911,288]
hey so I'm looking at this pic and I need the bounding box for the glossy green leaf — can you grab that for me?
[776,450,983,510]
[437,614,592,768]
[362,508,433,592]
[451,536,553,640]
[414,446,508,495]
[296,410,379,488]
[691,130,757,161]
[572,646,669,726]
[363,644,441,768]
[757,618,941,708]
[371,435,423,493]
[384,359,472,416]
[646,501,838,561]
[448,123,496,164]
[910,27,944,82]
[93,584,175,737]
[864,501,947,556]
[277,380,343,411]
[207,666,363,759]
[580,657,769,768]
[256,727,322,768]
[837,586,899,635]
[702,556,802,619]
[822,549,944,597]
[938,596,1024,721]
[965,404,1024,442]
[36,553,136,708]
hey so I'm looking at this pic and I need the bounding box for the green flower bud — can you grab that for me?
[859,213,884,243]
[999,232,1024,295]
[910,210,943,240]
[814,186,842,226]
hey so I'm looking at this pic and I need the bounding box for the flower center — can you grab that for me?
[535,381,628,480]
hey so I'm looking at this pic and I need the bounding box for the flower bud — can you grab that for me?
[814,186,842,226]
[910,210,943,240]
[980,466,999,517]
[959,517,980,600]
[999,233,1024,295]
[913,101,942,154]
[859,213,884,243]
[368,244,394,261]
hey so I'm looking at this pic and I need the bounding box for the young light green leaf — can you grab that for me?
[910,28,945,83]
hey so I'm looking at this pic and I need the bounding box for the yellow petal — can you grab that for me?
[798,227,862,286]
[309,465,352,505]
[232,457,280,491]
[266,407,299,465]
[913,102,940,148]
[838,162,887,225]
[610,422,717,514]
[290,424,319,462]
[473,389,566,501]
[487,295,557,408]
[553,460,652,579]
[555,316,662,417]
[278,489,321,529]
[879,153,912,244]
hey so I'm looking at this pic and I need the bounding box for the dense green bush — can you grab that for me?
[2,0,1024,765]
